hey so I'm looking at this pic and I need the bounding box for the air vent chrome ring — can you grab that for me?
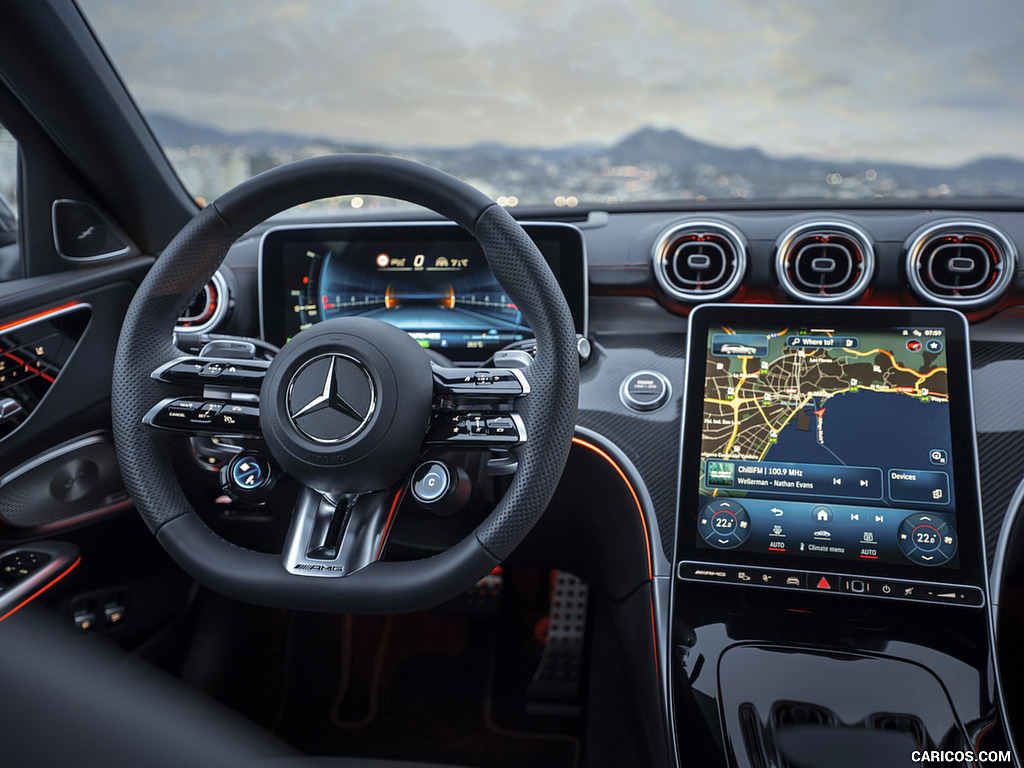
[652,220,748,303]
[905,220,1016,310]
[775,220,875,304]
[175,269,230,334]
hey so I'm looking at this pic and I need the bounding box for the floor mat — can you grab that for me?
[272,609,580,768]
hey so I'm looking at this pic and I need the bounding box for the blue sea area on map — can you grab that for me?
[762,390,954,505]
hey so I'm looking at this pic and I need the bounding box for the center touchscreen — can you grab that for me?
[680,305,983,583]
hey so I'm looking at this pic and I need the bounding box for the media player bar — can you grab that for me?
[705,460,883,500]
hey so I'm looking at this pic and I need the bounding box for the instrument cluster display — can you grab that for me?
[260,223,586,361]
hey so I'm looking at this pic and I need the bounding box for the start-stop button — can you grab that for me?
[619,370,671,412]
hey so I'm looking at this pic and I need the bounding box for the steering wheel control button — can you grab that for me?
[432,364,529,397]
[145,397,261,435]
[223,454,275,500]
[898,512,957,566]
[286,353,375,444]
[233,459,264,488]
[619,370,671,412]
[148,398,202,428]
[200,362,226,377]
[150,399,202,427]
[212,403,260,432]
[409,461,471,515]
[698,499,751,549]
[486,416,516,436]
[412,462,450,504]
[192,402,223,424]
[155,356,269,390]
[231,456,268,489]
[164,360,206,380]
[427,411,524,445]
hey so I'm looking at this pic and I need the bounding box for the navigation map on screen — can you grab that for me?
[696,322,960,568]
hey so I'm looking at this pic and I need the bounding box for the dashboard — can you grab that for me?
[201,203,1024,766]
[204,205,1024,575]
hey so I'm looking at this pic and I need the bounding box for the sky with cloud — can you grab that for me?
[78,0,1024,166]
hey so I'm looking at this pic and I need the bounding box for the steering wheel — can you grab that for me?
[111,155,578,614]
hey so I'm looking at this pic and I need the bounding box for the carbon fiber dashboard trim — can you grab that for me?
[576,331,686,560]
[973,341,1024,568]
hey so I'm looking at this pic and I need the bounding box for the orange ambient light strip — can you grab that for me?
[571,436,653,580]
[571,436,660,680]
[375,488,406,561]
[0,556,82,622]
[0,302,80,335]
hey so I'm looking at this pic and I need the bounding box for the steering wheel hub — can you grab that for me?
[286,353,376,444]
[259,316,433,494]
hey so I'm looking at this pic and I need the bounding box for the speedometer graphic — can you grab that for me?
[305,240,527,356]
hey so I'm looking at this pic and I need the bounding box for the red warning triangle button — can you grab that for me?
[816,576,832,590]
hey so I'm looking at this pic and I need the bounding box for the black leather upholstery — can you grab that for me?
[0,610,480,768]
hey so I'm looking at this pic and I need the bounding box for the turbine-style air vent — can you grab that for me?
[775,221,875,304]
[652,220,748,302]
[905,221,1016,309]
[175,269,230,334]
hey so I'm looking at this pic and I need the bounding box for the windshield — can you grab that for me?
[79,0,1024,209]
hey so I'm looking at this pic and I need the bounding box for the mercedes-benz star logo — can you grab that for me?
[286,354,376,444]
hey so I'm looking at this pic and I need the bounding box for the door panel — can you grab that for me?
[0,255,194,645]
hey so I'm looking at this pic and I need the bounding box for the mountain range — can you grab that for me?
[147,114,1024,200]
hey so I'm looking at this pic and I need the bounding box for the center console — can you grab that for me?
[669,305,1014,768]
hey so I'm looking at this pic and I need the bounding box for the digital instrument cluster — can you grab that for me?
[260,223,586,362]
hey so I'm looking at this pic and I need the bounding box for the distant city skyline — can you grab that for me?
[78,0,1024,168]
